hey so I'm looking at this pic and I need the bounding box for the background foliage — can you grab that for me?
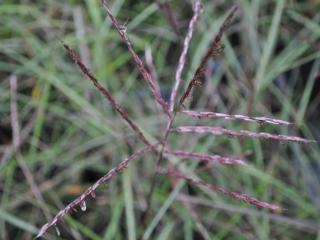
[0,0,320,239]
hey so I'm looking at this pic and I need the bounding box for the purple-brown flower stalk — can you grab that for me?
[36,145,153,239]
[102,0,170,117]
[171,126,312,143]
[179,4,238,108]
[158,168,281,212]
[181,110,292,126]
[63,43,156,153]
[169,0,202,112]
[164,149,247,166]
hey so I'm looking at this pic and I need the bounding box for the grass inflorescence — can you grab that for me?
[1,0,319,239]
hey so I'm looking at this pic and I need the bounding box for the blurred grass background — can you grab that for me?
[1,0,320,239]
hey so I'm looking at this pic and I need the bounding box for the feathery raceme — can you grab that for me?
[102,0,170,117]
[179,4,238,108]
[36,145,154,239]
[158,168,281,212]
[169,0,202,112]
[63,43,156,153]
[164,149,247,166]
[170,126,312,143]
[181,110,292,126]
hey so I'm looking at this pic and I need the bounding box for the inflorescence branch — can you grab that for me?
[171,126,312,143]
[36,145,154,238]
[102,0,170,117]
[158,167,281,212]
[181,110,292,126]
[179,4,238,108]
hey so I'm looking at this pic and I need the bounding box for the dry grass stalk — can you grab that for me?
[180,195,211,240]
[0,111,37,165]
[157,0,180,38]
[176,194,320,233]
[10,76,52,223]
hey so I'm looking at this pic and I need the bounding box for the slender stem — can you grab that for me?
[141,112,178,224]
[63,43,158,154]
